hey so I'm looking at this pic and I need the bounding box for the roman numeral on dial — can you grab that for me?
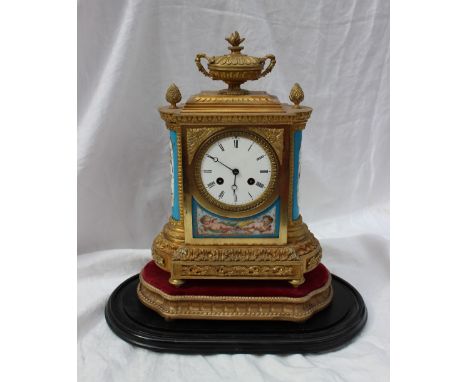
[203,170,212,173]
[256,181,264,188]
[234,138,239,148]
[256,155,265,161]
[218,190,225,199]
[218,143,225,151]
[207,181,215,189]
[260,170,269,173]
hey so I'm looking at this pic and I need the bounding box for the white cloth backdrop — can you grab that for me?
[78,0,389,381]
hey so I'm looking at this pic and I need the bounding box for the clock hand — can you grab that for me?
[206,154,235,172]
[232,173,238,202]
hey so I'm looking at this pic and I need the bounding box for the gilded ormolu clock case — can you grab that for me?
[152,33,321,288]
[137,31,333,321]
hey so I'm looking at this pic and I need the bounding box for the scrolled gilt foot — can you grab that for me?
[289,277,305,287]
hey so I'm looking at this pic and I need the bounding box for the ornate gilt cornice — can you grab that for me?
[159,106,312,130]
[182,91,284,113]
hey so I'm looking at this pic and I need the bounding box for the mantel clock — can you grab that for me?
[137,32,333,322]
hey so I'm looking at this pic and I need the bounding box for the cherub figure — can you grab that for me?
[241,215,274,234]
[199,215,235,234]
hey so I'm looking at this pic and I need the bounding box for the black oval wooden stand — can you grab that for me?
[105,274,367,354]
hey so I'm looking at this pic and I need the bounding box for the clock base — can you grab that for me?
[136,261,333,321]
[105,269,367,353]
[152,217,323,287]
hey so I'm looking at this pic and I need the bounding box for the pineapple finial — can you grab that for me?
[289,83,304,108]
[165,83,182,109]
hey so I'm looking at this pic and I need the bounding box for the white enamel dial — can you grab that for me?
[198,132,275,209]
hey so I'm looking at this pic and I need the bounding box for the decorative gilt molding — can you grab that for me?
[151,219,186,272]
[192,96,277,104]
[288,129,296,222]
[137,274,333,321]
[179,264,296,278]
[185,126,283,165]
[176,127,185,221]
[182,92,284,113]
[291,232,320,256]
[287,217,322,271]
[159,108,312,129]
[186,127,224,164]
[293,122,307,131]
[251,127,284,163]
[172,245,303,282]
[153,254,165,268]
[173,246,298,262]
[151,234,176,272]
[152,233,180,253]
[306,250,322,270]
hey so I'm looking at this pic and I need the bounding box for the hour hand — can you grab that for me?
[206,154,218,162]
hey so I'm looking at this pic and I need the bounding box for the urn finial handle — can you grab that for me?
[195,53,213,78]
[259,54,276,78]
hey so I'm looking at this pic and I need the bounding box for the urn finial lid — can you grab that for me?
[195,31,276,95]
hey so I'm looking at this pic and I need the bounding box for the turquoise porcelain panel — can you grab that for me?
[169,130,180,220]
[292,130,302,220]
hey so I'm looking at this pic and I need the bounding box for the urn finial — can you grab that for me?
[194,32,276,95]
[289,83,304,108]
[166,83,182,108]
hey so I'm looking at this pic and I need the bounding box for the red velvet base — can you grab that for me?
[140,261,330,298]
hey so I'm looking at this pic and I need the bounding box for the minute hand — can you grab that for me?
[206,155,234,172]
